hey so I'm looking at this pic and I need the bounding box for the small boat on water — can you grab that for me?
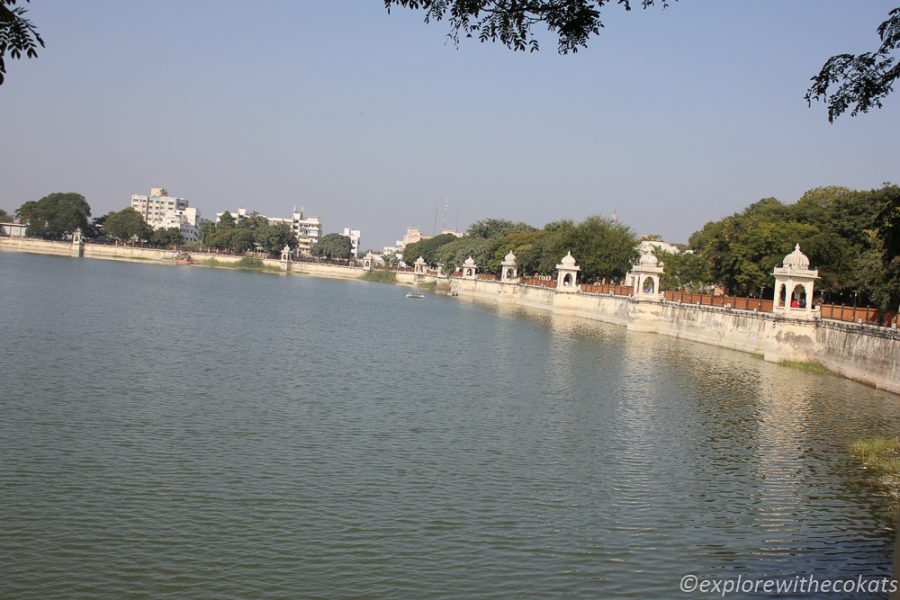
[174,252,193,265]
[406,291,425,299]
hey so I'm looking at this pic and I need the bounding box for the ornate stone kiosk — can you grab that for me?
[630,250,663,299]
[362,251,374,272]
[71,228,84,258]
[555,251,580,293]
[414,256,427,282]
[500,251,518,283]
[773,243,818,319]
[280,244,292,272]
[462,256,478,280]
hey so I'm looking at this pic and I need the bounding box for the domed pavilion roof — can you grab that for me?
[639,251,659,267]
[782,243,810,269]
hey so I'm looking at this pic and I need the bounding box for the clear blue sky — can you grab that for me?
[2,0,897,248]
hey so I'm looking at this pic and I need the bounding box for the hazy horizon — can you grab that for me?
[1,0,897,248]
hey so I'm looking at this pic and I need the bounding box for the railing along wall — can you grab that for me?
[406,265,900,330]
[520,277,557,289]
[663,290,774,312]
[582,284,634,296]
[819,304,898,327]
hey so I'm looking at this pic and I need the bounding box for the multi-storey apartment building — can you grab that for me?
[130,187,201,241]
[342,228,361,258]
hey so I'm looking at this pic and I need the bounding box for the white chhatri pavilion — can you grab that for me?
[500,250,518,283]
[630,250,664,298]
[462,256,477,280]
[773,243,818,319]
[555,251,580,293]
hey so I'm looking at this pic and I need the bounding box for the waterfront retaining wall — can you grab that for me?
[84,244,177,262]
[0,237,367,280]
[0,237,75,257]
[290,261,363,280]
[451,277,900,395]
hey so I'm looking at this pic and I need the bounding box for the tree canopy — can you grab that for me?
[151,227,184,248]
[103,208,152,242]
[385,0,669,54]
[312,233,353,259]
[0,0,43,86]
[199,212,298,254]
[17,192,91,239]
[806,7,900,122]
[467,218,536,239]
[407,215,636,281]
[686,184,900,309]
[402,233,460,265]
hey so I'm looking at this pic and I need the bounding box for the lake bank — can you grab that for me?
[447,277,900,395]
[3,236,898,395]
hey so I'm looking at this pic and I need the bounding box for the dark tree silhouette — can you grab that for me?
[385,0,669,54]
[0,0,43,85]
[806,7,900,122]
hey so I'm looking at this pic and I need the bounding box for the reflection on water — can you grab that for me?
[1,252,899,599]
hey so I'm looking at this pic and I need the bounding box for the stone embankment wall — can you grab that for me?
[0,238,179,261]
[85,244,177,262]
[289,261,363,280]
[0,237,78,257]
[452,277,900,395]
[0,237,367,280]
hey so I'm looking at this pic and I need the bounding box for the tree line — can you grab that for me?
[5,185,898,310]
[404,184,898,311]
[7,193,189,247]
[665,184,899,310]
[403,216,639,282]
[2,194,356,257]
[198,212,296,254]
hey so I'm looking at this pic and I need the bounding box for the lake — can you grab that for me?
[1,252,898,598]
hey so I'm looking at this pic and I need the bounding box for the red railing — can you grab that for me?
[663,290,774,313]
[582,283,633,296]
[476,273,499,281]
[521,277,557,289]
[819,304,898,327]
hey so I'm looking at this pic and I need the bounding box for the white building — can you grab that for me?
[0,221,27,238]
[638,239,680,256]
[342,228,361,258]
[287,210,321,255]
[131,187,201,241]
[216,208,256,223]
